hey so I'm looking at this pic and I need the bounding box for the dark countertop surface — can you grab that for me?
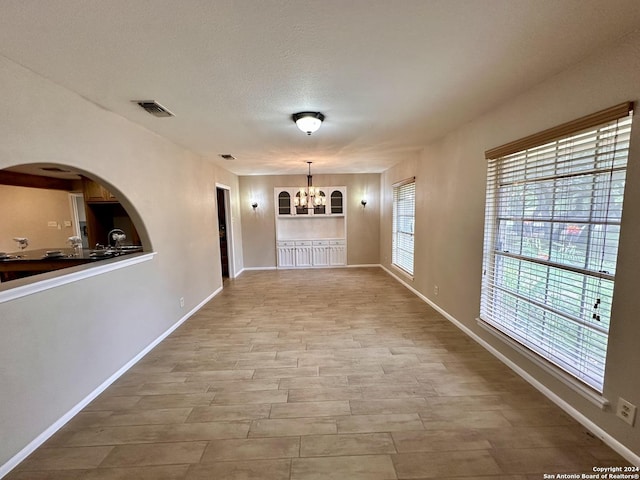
[0,246,145,283]
[0,247,143,262]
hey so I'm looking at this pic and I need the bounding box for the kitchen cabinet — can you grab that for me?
[329,240,346,265]
[274,186,347,268]
[312,240,330,266]
[294,241,313,267]
[330,190,344,214]
[82,178,117,203]
[80,177,140,248]
[278,191,292,215]
[274,187,345,216]
[277,239,345,268]
[84,202,141,249]
[277,241,296,268]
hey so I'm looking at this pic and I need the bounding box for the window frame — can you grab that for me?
[392,178,416,276]
[479,103,633,394]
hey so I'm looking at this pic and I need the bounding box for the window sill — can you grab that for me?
[390,263,414,281]
[477,318,610,409]
[0,252,156,304]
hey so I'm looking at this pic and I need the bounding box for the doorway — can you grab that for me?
[69,193,90,248]
[216,186,230,279]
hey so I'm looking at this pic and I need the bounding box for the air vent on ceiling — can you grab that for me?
[134,100,174,118]
[219,154,236,160]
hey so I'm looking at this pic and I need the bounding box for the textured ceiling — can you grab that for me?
[1,0,639,175]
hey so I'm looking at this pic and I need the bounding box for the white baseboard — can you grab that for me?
[268,264,381,270]
[381,265,640,467]
[244,264,382,271]
[0,285,223,479]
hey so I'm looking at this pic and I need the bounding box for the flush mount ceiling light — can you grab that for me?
[292,112,325,135]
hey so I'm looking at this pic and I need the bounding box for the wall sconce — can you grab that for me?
[251,202,258,210]
[361,199,367,208]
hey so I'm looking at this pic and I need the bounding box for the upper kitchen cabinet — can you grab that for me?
[278,190,292,215]
[82,177,117,203]
[80,176,140,247]
[330,189,344,214]
[274,186,345,216]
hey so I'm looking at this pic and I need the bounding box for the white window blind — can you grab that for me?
[480,104,633,392]
[392,179,415,275]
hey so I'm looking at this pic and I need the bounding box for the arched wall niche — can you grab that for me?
[0,162,152,283]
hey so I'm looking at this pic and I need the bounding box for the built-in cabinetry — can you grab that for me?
[81,177,140,248]
[276,239,346,268]
[82,179,118,202]
[275,186,346,268]
[276,187,345,216]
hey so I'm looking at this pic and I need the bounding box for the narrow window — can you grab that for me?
[392,178,416,276]
[480,103,633,392]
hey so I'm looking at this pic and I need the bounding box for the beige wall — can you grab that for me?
[0,55,242,469]
[239,173,380,268]
[2,15,639,472]
[380,30,640,456]
[0,185,77,252]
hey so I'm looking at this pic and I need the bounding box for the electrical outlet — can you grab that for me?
[179,297,185,308]
[616,397,636,426]
[434,285,439,296]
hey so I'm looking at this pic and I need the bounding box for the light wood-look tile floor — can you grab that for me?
[7,268,630,479]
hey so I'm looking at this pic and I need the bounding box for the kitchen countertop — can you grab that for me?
[0,247,143,262]
[0,247,144,282]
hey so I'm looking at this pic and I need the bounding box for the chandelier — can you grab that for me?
[294,162,326,212]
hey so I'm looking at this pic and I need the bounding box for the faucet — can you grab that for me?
[108,229,126,249]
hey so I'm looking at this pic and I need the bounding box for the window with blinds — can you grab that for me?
[392,179,416,275]
[480,103,633,392]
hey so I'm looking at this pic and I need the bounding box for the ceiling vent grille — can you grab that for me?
[134,100,174,118]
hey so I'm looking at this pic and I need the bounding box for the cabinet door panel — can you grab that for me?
[312,246,329,266]
[295,246,313,267]
[330,190,344,214]
[329,245,346,266]
[83,178,117,202]
[277,247,296,267]
[278,191,292,215]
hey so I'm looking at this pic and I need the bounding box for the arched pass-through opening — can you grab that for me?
[0,162,152,285]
